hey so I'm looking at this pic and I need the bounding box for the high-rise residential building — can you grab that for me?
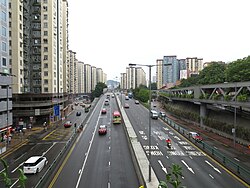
[186,57,203,77]
[10,0,69,125]
[156,56,180,89]
[84,64,92,93]
[62,0,69,93]
[124,67,146,90]
[179,59,187,80]
[0,0,13,134]
[77,61,84,94]
[91,66,97,91]
[135,67,146,88]
[126,66,136,90]
[120,73,127,90]
[96,68,103,83]
[156,59,163,89]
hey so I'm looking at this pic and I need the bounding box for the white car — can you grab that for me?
[23,156,48,174]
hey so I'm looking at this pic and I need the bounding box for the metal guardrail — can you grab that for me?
[161,115,250,184]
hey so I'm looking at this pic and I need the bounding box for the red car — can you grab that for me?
[98,125,107,135]
[101,108,107,114]
[64,121,72,128]
[188,132,203,142]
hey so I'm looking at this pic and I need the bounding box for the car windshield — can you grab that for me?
[99,125,106,129]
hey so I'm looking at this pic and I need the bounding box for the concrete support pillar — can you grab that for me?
[200,103,207,128]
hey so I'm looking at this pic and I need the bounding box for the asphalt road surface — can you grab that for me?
[50,95,140,188]
[122,95,248,188]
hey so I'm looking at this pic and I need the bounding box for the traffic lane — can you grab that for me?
[51,98,105,187]
[5,142,63,188]
[126,105,247,188]
[109,123,139,187]
[78,124,110,187]
[21,142,66,188]
[77,97,112,187]
[146,120,247,188]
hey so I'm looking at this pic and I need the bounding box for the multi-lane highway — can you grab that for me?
[49,95,140,188]
[121,94,249,188]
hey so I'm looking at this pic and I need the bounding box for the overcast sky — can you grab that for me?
[68,0,250,80]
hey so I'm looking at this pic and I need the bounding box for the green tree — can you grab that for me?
[225,56,250,82]
[150,82,157,90]
[179,76,199,87]
[0,158,12,187]
[198,62,226,85]
[138,88,149,103]
[91,82,107,100]
[158,164,186,188]
[18,169,27,188]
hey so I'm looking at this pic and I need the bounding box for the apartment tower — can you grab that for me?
[9,0,69,125]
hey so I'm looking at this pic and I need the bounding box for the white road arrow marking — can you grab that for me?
[205,160,221,174]
[158,160,168,174]
[181,160,194,174]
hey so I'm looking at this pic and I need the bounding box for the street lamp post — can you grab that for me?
[129,63,154,182]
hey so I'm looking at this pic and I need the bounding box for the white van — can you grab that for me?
[151,110,158,119]
[23,156,48,174]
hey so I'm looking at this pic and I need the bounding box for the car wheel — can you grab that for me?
[36,168,39,174]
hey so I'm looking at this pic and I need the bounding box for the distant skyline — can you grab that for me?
[68,0,250,80]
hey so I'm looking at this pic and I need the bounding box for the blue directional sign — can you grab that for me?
[54,105,60,116]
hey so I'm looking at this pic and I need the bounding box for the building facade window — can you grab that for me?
[2,42,7,52]
[2,57,7,66]
[2,26,6,36]
[44,71,48,76]
[1,11,6,21]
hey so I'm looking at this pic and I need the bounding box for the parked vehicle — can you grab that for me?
[23,156,48,174]
[76,111,81,116]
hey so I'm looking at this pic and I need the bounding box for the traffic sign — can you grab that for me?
[54,105,60,116]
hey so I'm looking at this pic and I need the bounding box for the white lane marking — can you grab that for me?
[10,179,19,188]
[158,135,165,140]
[78,169,81,174]
[75,114,100,188]
[158,160,168,174]
[14,152,27,162]
[109,146,111,150]
[205,160,221,174]
[189,156,193,159]
[214,146,218,149]
[108,182,111,188]
[181,160,194,174]
[169,132,174,135]
[42,142,56,156]
[166,156,169,159]
[163,127,169,131]
[234,158,240,162]
[11,163,24,173]
[209,174,214,179]
[109,161,111,166]
[173,136,181,140]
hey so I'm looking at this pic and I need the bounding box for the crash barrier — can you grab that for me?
[160,115,250,185]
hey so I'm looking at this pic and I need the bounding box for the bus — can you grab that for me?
[113,111,121,124]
